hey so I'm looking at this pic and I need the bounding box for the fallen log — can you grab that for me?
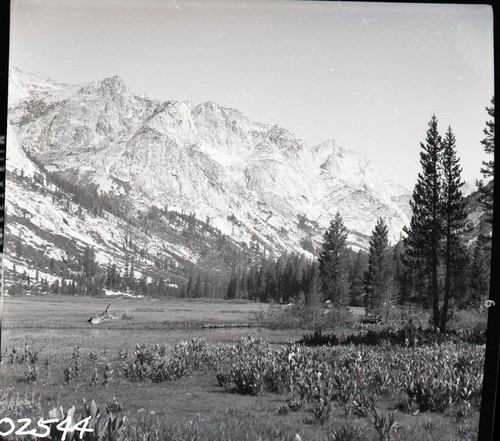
[88,304,116,324]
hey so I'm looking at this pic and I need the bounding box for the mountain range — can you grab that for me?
[3,67,485,292]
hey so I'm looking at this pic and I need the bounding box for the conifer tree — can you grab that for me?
[124,255,129,284]
[403,115,443,329]
[304,264,325,330]
[391,241,408,304]
[468,240,489,308]
[129,258,135,288]
[226,268,237,299]
[81,245,97,284]
[349,251,366,307]
[318,212,349,308]
[477,97,495,225]
[364,218,389,315]
[184,268,195,298]
[439,127,468,330]
[105,262,112,288]
[194,273,203,298]
[15,237,23,257]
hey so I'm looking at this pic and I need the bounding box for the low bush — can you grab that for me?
[122,338,212,383]
[448,308,488,332]
[5,342,42,365]
[215,335,274,395]
[258,302,303,329]
[329,425,367,441]
[298,324,486,347]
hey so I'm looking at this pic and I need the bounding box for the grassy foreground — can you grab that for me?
[0,296,484,441]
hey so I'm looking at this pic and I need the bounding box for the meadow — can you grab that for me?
[1,296,267,330]
[0,295,485,441]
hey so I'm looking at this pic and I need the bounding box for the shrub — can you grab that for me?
[45,399,127,441]
[216,335,274,395]
[370,408,397,441]
[91,367,99,386]
[123,345,191,383]
[329,426,366,441]
[103,363,115,385]
[313,397,333,425]
[22,365,39,383]
[105,398,125,415]
[259,303,303,330]
[448,308,487,343]
[448,308,487,332]
[398,344,484,413]
[404,380,449,412]
[327,307,354,327]
[122,338,212,383]
[0,391,41,417]
[7,342,42,364]
[172,337,213,370]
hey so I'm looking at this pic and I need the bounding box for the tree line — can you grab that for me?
[8,98,493,327]
[314,98,494,332]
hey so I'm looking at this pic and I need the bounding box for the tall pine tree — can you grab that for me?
[364,218,389,316]
[468,240,489,308]
[403,115,443,329]
[439,126,468,331]
[477,97,495,226]
[318,212,349,308]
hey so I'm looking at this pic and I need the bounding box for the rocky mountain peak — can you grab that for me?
[192,101,247,125]
[78,75,129,98]
[7,67,413,252]
[314,139,375,179]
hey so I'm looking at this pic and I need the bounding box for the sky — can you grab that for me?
[9,0,494,190]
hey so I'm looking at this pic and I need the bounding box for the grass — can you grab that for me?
[0,296,485,441]
[2,295,268,330]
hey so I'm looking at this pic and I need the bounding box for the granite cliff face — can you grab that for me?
[8,68,413,257]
